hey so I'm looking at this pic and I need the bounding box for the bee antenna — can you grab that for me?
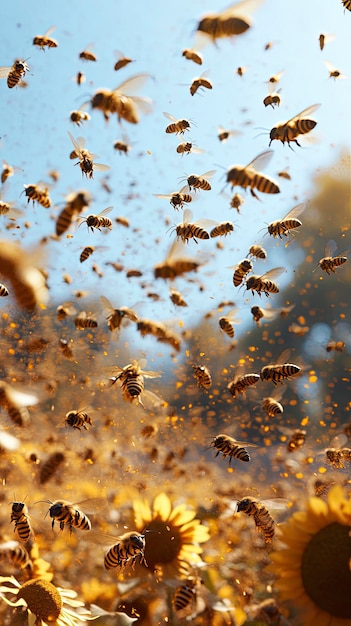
[253,131,270,139]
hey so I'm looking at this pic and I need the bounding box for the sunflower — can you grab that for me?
[0,576,99,625]
[267,484,351,625]
[133,492,210,578]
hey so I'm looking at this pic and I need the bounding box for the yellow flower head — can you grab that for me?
[133,492,210,578]
[267,484,351,625]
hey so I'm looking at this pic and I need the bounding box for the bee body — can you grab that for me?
[0,541,32,572]
[0,283,9,297]
[219,316,235,337]
[226,150,280,200]
[319,256,347,274]
[173,577,200,618]
[176,223,210,244]
[287,429,306,452]
[182,49,202,65]
[39,452,65,485]
[4,59,30,88]
[56,190,91,236]
[114,140,130,154]
[154,239,202,280]
[263,92,281,108]
[269,104,320,147]
[10,502,33,544]
[236,497,275,543]
[210,221,234,238]
[70,110,91,126]
[268,203,305,239]
[262,396,284,417]
[80,246,95,263]
[91,75,152,124]
[248,244,267,260]
[23,184,51,208]
[230,192,244,212]
[192,365,212,389]
[48,500,92,532]
[65,409,93,431]
[164,113,191,135]
[33,27,58,49]
[341,0,351,10]
[79,207,113,232]
[104,532,146,570]
[186,170,215,191]
[112,360,160,405]
[170,289,188,307]
[211,434,253,463]
[190,76,213,96]
[260,363,301,384]
[101,296,138,333]
[246,267,284,297]
[233,259,253,287]
[196,0,264,43]
[326,341,346,352]
[79,50,97,62]
[228,373,260,398]
[74,312,98,330]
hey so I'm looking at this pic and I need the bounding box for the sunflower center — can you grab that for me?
[18,579,63,622]
[143,519,182,567]
[301,521,351,618]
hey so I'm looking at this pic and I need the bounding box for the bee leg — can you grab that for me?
[60,521,65,531]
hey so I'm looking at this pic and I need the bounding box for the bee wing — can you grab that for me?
[221,0,265,19]
[43,25,56,37]
[286,103,321,124]
[100,295,115,313]
[127,95,153,114]
[141,369,162,379]
[234,440,259,448]
[324,239,337,256]
[72,498,107,514]
[329,434,348,448]
[153,193,172,200]
[93,163,111,172]
[68,132,85,155]
[113,73,151,95]
[183,208,193,223]
[245,149,274,171]
[0,66,14,79]
[5,386,39,408]
[163,112,177,122]
[259,267,286,281]
[189,146,205,155]
[282,202,306,220]
[275,348,291,363]
[96,206,113,218]
[259,307,280,320]
[200,170,216,179]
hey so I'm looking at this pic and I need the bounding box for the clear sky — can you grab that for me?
[0,0,350,349]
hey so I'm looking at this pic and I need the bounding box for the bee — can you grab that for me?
[0,59,30,88]
[23,184,51,208]
[0,541,33,573]
[318,240,348,275]
[282,428,307,452]
[59,338,73,359]
[170,289,188,307]
[56,190,91,236]
[217,125,241,143]
[263,86,281,109]
[267,70,284,84]
[38,452,65,485]
[114,140,131,154]
[33,26,58,49]
[192,365,212,389]
[68,132,110,179]
[65,406,93,431]
[56,302,77,320]
[1,160,15,184]
[228,373,260,398]
[100,295,138,332]
[153,186,193,210]
[164,112,192,135]
[173,576,202,618]
[91,74,152,124]
[260,351,301,385]
[232,259,253,287]
[173,209,211,244]
[326,340,346,352]
[190,74,213,96]
[79,46,97,62]
[219,306,240,338]
[251,305,279,325]
[0,381,39,427]
[278,167,291,180]
[269,104,320,148]
[267,203,305,240]
[76,71,85,85]
[323,435,351,469]
[41,499,99,533]
[70,107,91,126]
[78,207,113,232]
[262,392,284,417]
[210,434,257,463]
[104,531,146,570]
[246,267,285,297]
[185,170,216,192]
[325,60,346,80]
[176,141,204,155]
[341,0,351,10]
[248,598,288,624]
[182,48,203,65]
[210,221,234,238]
[74,311,98,330]
[154,239,203,280]
[80,246,95,263]
[195,0,265,44]
[248,244,267,260]
[236,497,276,543]
[114,50,134,71]
[319,33,335,51]
[236,66,248,76]
[0,283,9,297]
[10,501,33,544]
[230,192,245,212]
[111,359,161,407]
[226,150,280,200]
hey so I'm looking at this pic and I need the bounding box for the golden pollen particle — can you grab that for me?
[18,579,63,622]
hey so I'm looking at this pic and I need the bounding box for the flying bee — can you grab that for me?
[323,435,351,469]
[341,0,351,11]
[319,33,335,51]
[0,283,9,297]
[210,434,257,463]
[80,246,94,263]
[164,112,192,135]
[65,405,93,431]
[267,70,284,84]
[173,209,211,244]
[325,60,346,80]
[0,541,33,573]
[235,497,276,543]
[76,71,85,85]
[182,48,203,65]
[230,192,244,212]
[176,141,204,156]
[111,359,161,407]
[269,104,320,148]
[70,107,91,126]
[228,373,260,398]
[78,207,113,232]
[262,391,284,417]
[0,381,39,427]
[0,59,30,88]
[195,0,265,44]
[154,238,204,280]
[279,427,306,452]
[232,259,253,287]
[210,221,234,238]
[153,185,193,210]
[22,184,51,208]
[10,501,34,544]
[217,125,241,143]
[246,267,285,297]
[219,306,241,338]
[56,190,91,236]
[38,451,65,485]
[40,499,103,533]
[114,50,134,71]
[251,305,278,325]
[1,160,16,184]
[68,132,110,179]
[184,170,216,192]
[248,243,267,259]
[59,338,73,359]
[192,365,212,389]
[317,240,348,275]
[173,576,204,619]
[326,340,346,352]
[226,150,280,200]
[56,301,77,320]
[267,203,305,239]
[190,74,213,96]
[91,74,152,124]
[33,26,58,49]
[263,84,281,108]
[114,140,131,154]
[170,289,188,307]
[79,45,97,62]
[104,531,146,570]
[260,350,301,384]
[74,311,98,330]
[100,295,138,332]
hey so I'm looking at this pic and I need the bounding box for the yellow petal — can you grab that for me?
[133,498,152,526]
[153,493,172,520]
[308,495,328,516]
[169,506,196,525]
